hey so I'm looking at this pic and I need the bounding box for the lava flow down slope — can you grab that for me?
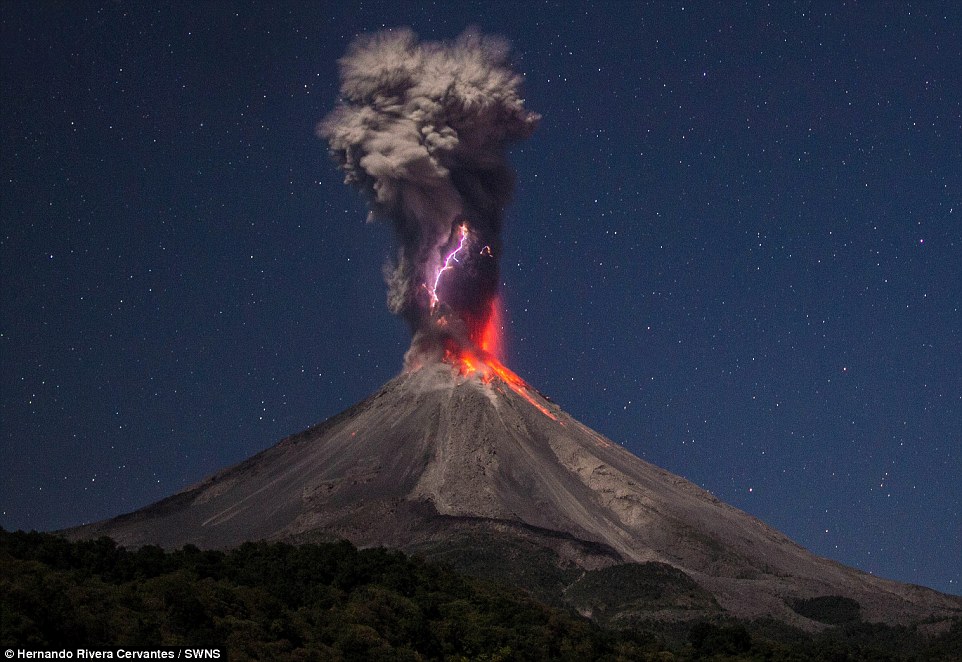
[66,28,961,629]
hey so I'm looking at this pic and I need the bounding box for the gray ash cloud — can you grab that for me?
[319,27,538,352]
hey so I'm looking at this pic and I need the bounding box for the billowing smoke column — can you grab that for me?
[319,27,539,367]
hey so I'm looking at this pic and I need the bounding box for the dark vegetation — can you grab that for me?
[563,563,721,627]
[405,529,589,605]
[2,529,960,661]
[791,595,862,625]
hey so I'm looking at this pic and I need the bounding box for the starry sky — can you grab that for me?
[1,2,959,596]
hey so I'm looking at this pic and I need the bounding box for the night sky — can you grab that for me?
[1,2,959,596]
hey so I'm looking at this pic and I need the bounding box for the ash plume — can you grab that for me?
[318,27,539,362]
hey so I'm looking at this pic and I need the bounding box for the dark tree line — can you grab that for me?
[1,529,959,661]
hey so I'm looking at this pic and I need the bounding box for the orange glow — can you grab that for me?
[486,358,558,420]
[443,336,557,421]
[477,297,503,360]
[423,221,553,421]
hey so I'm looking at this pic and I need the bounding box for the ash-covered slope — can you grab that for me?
[67,364,961,627]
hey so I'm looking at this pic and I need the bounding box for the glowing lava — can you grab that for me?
[478,297,503,359]
[485,357,559,421]
[452,352,558,421]
[441,299,558,421]
[425,222,558,422]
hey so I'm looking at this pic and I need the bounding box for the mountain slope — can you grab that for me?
[66,364,962,628]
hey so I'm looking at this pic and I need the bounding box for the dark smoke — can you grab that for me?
[319,27,538,362]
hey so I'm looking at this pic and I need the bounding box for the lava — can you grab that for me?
[443,343,557,421]
[478,298,503,359]
[426,221,558,422]
[442,311,558,422]
[485,358,559,421]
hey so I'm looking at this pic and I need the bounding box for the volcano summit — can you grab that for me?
[69,360,961,628]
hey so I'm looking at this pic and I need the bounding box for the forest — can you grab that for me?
[2,529,960,661]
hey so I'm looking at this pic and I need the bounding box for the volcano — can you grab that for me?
[68,361,962,629]
[55,27,961,633]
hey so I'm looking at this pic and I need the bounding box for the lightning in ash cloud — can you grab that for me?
[428,223,470,310]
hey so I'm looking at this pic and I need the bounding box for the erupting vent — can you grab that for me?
[319,27,540,379]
